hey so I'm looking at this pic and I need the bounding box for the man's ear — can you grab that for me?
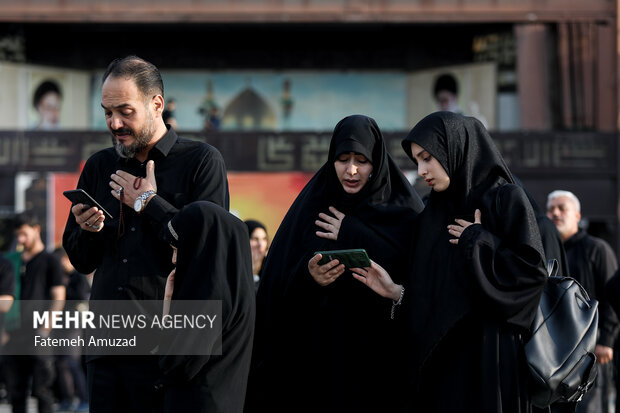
[152,94,164,116]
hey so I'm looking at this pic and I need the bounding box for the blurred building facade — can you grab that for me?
[0,0,618,251]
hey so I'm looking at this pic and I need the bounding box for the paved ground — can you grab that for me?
[0,399,36,412]
[0,399,88,412]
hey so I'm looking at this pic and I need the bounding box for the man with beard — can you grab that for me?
[547,190,618,413]
[63,55,229,413]
[5,211,64,413]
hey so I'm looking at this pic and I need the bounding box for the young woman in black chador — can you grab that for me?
[158,201,256,413]
[245,114,424,413]
[353,111,548,412]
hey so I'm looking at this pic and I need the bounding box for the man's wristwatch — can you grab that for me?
[134,190,156,213]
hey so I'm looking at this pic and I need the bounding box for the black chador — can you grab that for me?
[401,111,547,413]
[246,114,424,413]
[159,201,255,413]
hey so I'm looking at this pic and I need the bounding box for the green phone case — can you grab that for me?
[314,248,370,268]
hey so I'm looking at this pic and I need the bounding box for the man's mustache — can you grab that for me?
[113,128,133,136]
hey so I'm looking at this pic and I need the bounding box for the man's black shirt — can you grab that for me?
[0,256,16,299]
[62,127,230,301]
[20,251,63,301]
[564,228,619,347]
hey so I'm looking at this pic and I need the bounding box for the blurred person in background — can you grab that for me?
[433,73,462,114]
[0,254,16,404]
[52,247,89,413]
[547,190,619,413]
[0,255,16,342]
[244,219,269,290]
[432,73,488,128]
[5,211,65,413]
[162,98,178,131]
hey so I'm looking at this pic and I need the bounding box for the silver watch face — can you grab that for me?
[134,198,143,212]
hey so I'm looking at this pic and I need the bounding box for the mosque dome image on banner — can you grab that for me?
[222,86,276,130]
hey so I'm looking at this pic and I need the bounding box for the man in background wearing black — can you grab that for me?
[547,190,619,413]
[5,211,65,413]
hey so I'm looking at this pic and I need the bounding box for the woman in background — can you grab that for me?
[244,219,269,289]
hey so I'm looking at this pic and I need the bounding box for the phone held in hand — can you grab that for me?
[314,248,370,268]
[63,189,114,219]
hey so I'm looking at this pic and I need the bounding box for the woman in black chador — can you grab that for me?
[353,111,548,412]
[245,114,424,413]
[159,201,256,413]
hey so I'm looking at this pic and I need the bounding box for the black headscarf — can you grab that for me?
[247,114,424,412]
[402,110,515,215]
[260,114,424,297]
[400,111,545,375]
[244,220,267,239]
[159,201,255,413]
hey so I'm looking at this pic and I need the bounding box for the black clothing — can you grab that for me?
[5,355,55,413]
[537,215,569,276]
[66,270,90,301]
[5,251,62,413]
[19,251,63,301]
[159,201,255,413]
[63,126,229,302]
[62,126,230,412]
[247,114,424,413]
[162,109,175,124]
[401,111,547,412]
[0,256,16,298]
[55,269,90,408]
[514,177,569,277]
[565,232,618,413]
[87,356,162,413]
[565,229,618,348]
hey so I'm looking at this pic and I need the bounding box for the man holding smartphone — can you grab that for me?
[62,55,229,413]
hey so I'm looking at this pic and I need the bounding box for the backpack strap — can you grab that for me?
[546,258,559,277]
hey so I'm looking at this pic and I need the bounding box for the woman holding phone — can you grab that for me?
[353,111,547,412]
[246,114,424,413]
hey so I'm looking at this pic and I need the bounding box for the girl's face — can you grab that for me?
[171,246,177,265]
[410,142,450,192]
[334,152,373,194]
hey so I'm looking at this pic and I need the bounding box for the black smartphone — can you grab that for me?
[63,189,114,219]
[314,248,371,268]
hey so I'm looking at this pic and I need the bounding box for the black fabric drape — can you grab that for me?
[159,201,255,413]
[401,111,547,413]
[246,114,424,413]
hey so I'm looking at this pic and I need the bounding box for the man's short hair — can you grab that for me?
[433,73,458,97]
[13,210,40,230]
[33,80,62,109]
[547,190,581,212]
[102,55,164,99]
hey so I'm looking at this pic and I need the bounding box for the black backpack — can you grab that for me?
[524,259,599,409]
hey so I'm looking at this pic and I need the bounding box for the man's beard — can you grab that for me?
[112,114,156,159]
